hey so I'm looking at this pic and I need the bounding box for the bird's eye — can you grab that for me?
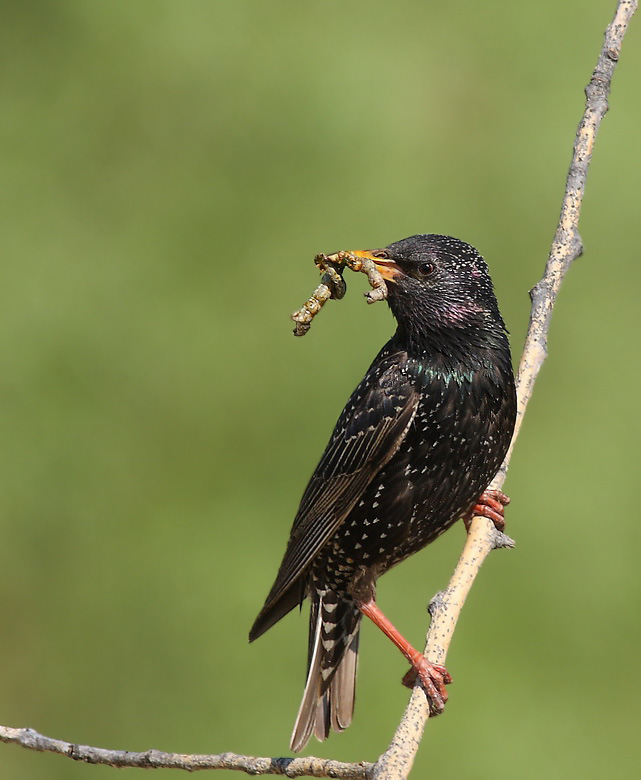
[418,261,435,276]
[370,250,389,259]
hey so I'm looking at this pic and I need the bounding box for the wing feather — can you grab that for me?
[254,351,418,626]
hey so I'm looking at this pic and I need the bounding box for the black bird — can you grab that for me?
[249,235,517,752]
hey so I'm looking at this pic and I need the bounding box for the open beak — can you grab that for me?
[338,250,404,282]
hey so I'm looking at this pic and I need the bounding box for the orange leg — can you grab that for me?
[464,489,510,532]
[357,598,452,714]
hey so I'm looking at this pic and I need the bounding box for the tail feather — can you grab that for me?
[290,591,361,753]
[330,629,359,732]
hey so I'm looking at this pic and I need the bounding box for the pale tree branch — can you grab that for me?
[0,1,636,777]
[372,2,637,777]
[0,726,372,777]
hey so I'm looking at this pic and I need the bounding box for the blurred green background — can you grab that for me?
[1,1,639,777]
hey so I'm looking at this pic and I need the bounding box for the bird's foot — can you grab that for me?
[464,489,510,532]
[402,657,452,715]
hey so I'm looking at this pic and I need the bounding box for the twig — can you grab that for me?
[0,1,636,777]
[0,725,373,778]
[372,1,637,777]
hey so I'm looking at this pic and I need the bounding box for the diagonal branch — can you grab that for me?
[0,1,636,778]
[372,1,637,777]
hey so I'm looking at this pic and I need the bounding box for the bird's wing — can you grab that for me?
[261,353,419,610]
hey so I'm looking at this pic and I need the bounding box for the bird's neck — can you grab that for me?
[392,316,512,379]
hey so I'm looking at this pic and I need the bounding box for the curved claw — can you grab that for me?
[402,659,452,715]
[465,489,510,532]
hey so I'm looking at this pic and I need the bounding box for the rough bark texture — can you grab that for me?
[0,726,373,778]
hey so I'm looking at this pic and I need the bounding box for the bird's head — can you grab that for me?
[345,234,507,354]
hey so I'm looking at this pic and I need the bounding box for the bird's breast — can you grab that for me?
[335,360,514,570]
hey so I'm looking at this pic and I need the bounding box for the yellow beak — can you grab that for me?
[346,250,404,282]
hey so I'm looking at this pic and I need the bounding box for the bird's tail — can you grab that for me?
[290,590,361,753]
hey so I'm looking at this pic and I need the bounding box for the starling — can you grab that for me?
[249,235,517,752]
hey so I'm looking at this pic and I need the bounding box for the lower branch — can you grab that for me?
[0,725,372,778]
